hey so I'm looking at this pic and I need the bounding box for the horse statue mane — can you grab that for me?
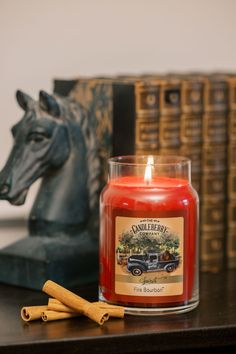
[0,90,103,289]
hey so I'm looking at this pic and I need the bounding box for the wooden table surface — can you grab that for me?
[0,270,236,354]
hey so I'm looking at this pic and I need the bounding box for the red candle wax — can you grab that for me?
[99,174,199,314]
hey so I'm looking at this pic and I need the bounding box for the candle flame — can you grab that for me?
[144,156,154,184]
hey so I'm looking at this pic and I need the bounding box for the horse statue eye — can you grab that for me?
[27,132,47,143]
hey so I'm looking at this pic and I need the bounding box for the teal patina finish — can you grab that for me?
[0,90,102,289]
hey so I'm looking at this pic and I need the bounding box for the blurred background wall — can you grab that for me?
[0,0,236,222]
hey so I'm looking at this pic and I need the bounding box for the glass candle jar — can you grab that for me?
[99,155,199,315]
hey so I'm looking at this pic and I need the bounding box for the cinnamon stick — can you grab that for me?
[48,298,75,313]
[21,305,48,322]
[93,302,125,318]
[41,310,79,322]
[48,298,125,318]
[42,280,109,325]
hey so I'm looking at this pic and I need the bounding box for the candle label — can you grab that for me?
[115,216,184,296]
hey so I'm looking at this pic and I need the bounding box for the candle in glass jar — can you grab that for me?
[99,156,199,315]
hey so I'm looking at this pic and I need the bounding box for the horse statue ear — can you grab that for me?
[16,90,34,111]
[39,91,61,118]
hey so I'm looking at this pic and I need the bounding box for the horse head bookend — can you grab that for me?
[0,90,102,289]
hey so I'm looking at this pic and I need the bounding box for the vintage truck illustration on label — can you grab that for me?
[127,252,180,276]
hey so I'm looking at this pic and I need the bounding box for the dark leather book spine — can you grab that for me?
[227,77,236,268]
[159,78,181,155]
[134,80,160,155]
[113,83,136,155]
[201,75,229,273]
[180,144,202,193]
[180,76,204,195]
[53,79,78,97]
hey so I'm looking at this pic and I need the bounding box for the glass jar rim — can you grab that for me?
[108,155,190,167]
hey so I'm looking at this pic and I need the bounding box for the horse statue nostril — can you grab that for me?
[0,184,10,196]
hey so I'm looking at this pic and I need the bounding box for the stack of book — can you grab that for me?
[53,72,235,273]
